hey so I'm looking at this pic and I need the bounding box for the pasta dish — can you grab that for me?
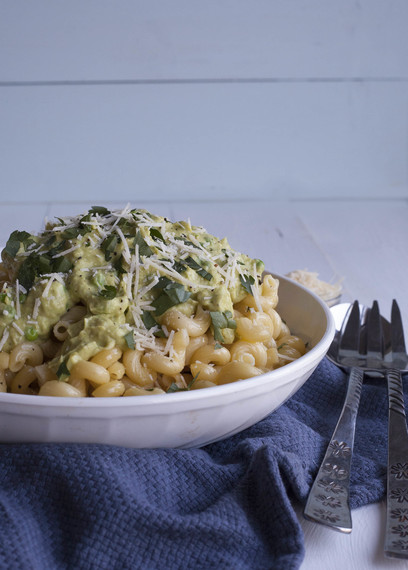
[0,206,306,397]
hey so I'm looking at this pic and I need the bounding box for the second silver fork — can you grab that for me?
[382,301,408,559]
[304,300,367,533]
[354,299,408,558]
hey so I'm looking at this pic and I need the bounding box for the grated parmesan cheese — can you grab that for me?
[15,279,21,319]
[32,298,41,320]
[0,205,266,358]
[286,269,343,306]
[11,322,24,336]
[164,329,175,356]
[42,275,56,298]
[0,328,9,351]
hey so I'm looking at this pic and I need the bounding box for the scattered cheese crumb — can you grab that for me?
[0,328,9,351]
[11,322,24,336]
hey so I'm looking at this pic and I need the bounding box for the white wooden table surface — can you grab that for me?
[0,198,407,569]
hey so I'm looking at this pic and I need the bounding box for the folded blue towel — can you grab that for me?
[0,358,393,569]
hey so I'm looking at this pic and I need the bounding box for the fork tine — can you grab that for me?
[390,299,408,369]
[338,300,361,356]
[366,301,383,361]
[391,299,406,355]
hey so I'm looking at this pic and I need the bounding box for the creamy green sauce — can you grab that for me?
[0,206,264,372]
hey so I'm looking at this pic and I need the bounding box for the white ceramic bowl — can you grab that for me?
[0,274,335,449]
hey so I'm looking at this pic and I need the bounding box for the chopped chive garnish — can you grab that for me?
[152,281,191,316]
[98,286,117,299]
[141,311,166,337]
[61,227,82,240]
[133,232,153,258]
[173,261,186,273]
[166,373,199,393]
[124,331,135,349]
[141,310,157,330]
[101,234,118,261]
[210,311,237,343]
[113,255,126,275]
[25,326,38,341]
[4,230,32,257]
[149,228,165,242]
[56,360,70,380]
[52,257,73,273]
[239,274,255,294]
[184,256,212,281]
[89,206,111,216]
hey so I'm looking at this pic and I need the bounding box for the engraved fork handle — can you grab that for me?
[304,367,364,533]
[385,368,408,559]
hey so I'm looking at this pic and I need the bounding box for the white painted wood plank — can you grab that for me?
[1,82,407,203]
[294,200,408,328]
[1,1,407,81]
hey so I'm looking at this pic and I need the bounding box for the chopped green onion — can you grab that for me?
[52,257,73,273]
[2,306,15,318]
[152,276,172,290]
[173,261,186,273]
[56,360,70,380]
[184,256,212,281]
[239,274,255,294]
[61,227,81,240]
[141,310,158,330]
[133,232,153,258]
[113,255,126,275]
[17,248,73,292]
[4,230,32,257]
[166,373,199,393]
[149,228,165,242]
[98,286,117,300]
[141,310,165,337]
[210,311,237,343]
[89,206,111,216]
[152,281,191,316]
[17,256,41,291]
[101,234,118,261]
[24,326,38,341]
[124,331,135,349]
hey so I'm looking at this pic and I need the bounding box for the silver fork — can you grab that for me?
[303,300,367,533]
[361,300,408,558]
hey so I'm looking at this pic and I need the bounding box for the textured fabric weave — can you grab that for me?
[0,358,396,570]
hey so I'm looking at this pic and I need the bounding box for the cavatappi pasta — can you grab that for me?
[0,206,306,397]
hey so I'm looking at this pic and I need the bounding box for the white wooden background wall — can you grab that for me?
[1,0,407,203]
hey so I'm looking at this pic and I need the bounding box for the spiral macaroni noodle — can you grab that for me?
[0,273,307,397]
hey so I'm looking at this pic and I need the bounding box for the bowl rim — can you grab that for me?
[0,273,335,410]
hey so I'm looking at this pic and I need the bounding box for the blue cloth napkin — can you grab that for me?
[0,358,395,570]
